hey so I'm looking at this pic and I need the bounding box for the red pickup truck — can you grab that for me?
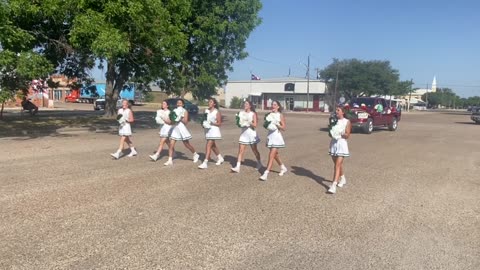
[345,97,401,134]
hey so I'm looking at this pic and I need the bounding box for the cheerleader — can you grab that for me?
[164,99,199,166]
[149,101,172,161]
[198,98,224,169]
[110,99,137,159]
[327,106,351,194]
[231,100,262,173]
[259,100,287,181]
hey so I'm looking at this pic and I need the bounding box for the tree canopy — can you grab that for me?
[319,58,412,102]
[1,0,262,116]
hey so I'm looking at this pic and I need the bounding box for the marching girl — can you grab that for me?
[259,100,287,181]
[198,98,224,169]
[110,99,137,159]
[327,106,351,194]
[149,100,172,162]
[164,99,200,166]
[231,100,262,173]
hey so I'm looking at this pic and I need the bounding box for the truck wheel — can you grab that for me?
[388,118,398,131]
[363,119,373,134]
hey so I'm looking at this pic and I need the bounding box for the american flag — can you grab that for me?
[251,74,261,80]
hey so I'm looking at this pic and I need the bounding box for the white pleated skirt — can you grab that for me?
[205,126,222,140]
[170,122,192,141]
[329,138,350,157]
[238,127,260,145]
[266,129,285,148]
[119,123,132,136]
[159,124,173,138]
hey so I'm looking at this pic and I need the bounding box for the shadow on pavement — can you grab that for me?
[290,166,330,190]
[454,121,479,125]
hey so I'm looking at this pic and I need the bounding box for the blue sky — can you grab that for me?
[228,0,480,97]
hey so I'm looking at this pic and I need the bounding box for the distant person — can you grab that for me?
[21,97,38,116]
[231,100,262,173]
[111,99,137,159]
[327,106,352,194]
[374,100,384,113]
[165,99,199,166]
[260,100,287,181]
[149,100,172,162]
[198,98,224,169]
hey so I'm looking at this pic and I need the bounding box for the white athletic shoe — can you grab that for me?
[110,152,120,159]
[216,156,224,165]
[149,153,159,161]
[164,160,173,166]
[259,172,269,181]
[328,183,337,194]
[231,166,240,173]
[198,162,208,169]
[338,176,347,188]
[256,162,263,170]
[193,153,200,163]
[127,149,137,157]
[279,165,288,176]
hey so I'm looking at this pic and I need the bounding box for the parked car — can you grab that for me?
[471,107,480,124]
[344,97,401,134]
[165,98,199,114]
[93,98,105,110]
[94,98,124,110]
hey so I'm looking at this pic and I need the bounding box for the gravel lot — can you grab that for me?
[1,105,479,270]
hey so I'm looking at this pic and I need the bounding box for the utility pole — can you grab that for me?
[408,79,413,112]
[306,54,310,112]
[426,83,429,109]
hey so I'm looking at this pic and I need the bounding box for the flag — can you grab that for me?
[251,74,261,80]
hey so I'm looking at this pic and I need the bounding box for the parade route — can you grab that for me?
[1,107,479,269]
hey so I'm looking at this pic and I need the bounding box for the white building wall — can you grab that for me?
[225,78,326,107]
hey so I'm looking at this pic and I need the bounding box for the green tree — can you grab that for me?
[161,0,262,100]
[5,0,262,117]
[0,1,54,119]
[319,58,402,100]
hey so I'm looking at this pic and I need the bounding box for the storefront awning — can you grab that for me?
[249,92,262,96]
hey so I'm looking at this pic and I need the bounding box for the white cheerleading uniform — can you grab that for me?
[155,109,173,138]
[329,118,350,157]
[118,108,132,136]
[266,112,285,148]
[238,111,260,145]
[170,107,192,141]
[204,108,222,140]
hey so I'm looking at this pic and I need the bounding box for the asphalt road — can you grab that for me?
[1,106,479,270]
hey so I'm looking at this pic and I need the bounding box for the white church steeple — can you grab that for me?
[431,76,437,92]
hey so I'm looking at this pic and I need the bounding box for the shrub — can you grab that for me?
[229,96,242,109]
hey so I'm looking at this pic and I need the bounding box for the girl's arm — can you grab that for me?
[213,111,222,126]
[342,121,352,139]
[182,110,189,124]
[278,114,286,131]
[128,110,134,123]
[164,111,172,125]
[252,113,258,128]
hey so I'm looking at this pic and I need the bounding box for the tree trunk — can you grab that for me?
[0,102,4,120]
[104,58,119,117]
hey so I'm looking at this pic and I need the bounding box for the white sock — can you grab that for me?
[217,154,223,159]
[167,157,172,162]
[116,149,122,154]
[236,162,241,168]
[264,170,269,175]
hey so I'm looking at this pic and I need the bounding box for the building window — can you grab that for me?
[54,89,63,101]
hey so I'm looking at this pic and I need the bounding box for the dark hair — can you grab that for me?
[209,97,219,109]
[272,100,282,112]
[177,99,185,106]
[244,100,256,112]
